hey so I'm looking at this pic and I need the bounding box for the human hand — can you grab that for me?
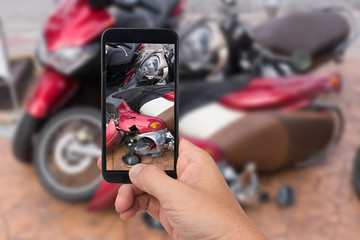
[102,138,268,240]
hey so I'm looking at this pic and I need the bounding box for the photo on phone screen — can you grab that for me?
[102,29,178,182]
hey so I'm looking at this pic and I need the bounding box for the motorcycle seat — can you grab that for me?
[254,11,350,58]
[106,43,141,87]
[208,110,336,172]
[106,43,140,66]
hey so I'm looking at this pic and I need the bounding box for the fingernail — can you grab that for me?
[130,164,146,178]
[115,193,119,203]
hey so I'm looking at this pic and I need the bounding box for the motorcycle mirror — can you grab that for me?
[291,49,312,72]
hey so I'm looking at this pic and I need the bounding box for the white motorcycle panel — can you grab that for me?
[140,97,173,117]
[179,102,245,139]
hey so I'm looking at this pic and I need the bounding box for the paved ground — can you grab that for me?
[1,0,360,239]
[2,58,360,240]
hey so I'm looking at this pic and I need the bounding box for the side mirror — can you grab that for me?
[291,49,312,72]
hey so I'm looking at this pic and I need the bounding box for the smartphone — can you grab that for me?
[101,29,178,183]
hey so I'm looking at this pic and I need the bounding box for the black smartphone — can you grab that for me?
[101,29,178,183]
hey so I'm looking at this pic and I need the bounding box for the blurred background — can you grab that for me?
[1,0,360,239]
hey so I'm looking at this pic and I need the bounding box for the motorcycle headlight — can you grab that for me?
[136,55,162,83]
[180,26,212,70]
[36,36,100,75]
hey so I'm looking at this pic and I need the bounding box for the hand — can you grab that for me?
[102,138,268,240]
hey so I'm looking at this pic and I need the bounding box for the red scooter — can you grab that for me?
[12,0,185,201]
[88,71,343,210]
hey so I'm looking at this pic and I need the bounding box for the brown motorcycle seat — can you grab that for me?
[208,110,336,172]
[254,11,350,58]
[157,105,175,134]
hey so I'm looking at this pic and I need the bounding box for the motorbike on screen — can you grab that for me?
[105,43,175,170]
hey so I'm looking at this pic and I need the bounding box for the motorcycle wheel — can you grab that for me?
[34,107,102,202]
[13,112,40,163]
[353,148,360,198]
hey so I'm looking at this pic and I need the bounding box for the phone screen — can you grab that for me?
[102,30,178,182]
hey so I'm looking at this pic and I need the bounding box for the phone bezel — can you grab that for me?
[101,28,179,183]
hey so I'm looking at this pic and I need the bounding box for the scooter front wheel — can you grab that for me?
[13,112,40,163]
[34,107,102,202]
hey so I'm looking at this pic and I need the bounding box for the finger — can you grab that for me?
[120,194,160,220]
[177,138,215,178]
[120,195,174,238]
[178,137,202,155]
[179,137,213,161]
[176,138,195,176]
[129,164,181,202]
[115,184,145,214]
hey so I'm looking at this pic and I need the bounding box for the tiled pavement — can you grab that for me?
[1,59,360,239]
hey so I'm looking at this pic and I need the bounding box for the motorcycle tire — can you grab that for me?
[353,148,360,198]
[13,112,40,163]
[34,107,102,202]
[122,153,141,167]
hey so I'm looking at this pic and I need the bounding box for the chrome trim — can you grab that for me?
[134,129,174,156]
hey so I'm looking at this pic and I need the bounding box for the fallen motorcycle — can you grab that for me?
[179,0,359,80]
[88,71,343,210]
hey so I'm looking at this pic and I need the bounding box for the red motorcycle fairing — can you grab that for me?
[171,0,186,17]
[117,101,167,134]
[137,44,145,51]
[45,0,115,52]
[163,91,175,102]
[27,67,79,118]
[220,72,342,111]
[87,181,121,211]
[106,119,123,151]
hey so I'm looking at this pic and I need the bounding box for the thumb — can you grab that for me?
[129,164,180,201]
